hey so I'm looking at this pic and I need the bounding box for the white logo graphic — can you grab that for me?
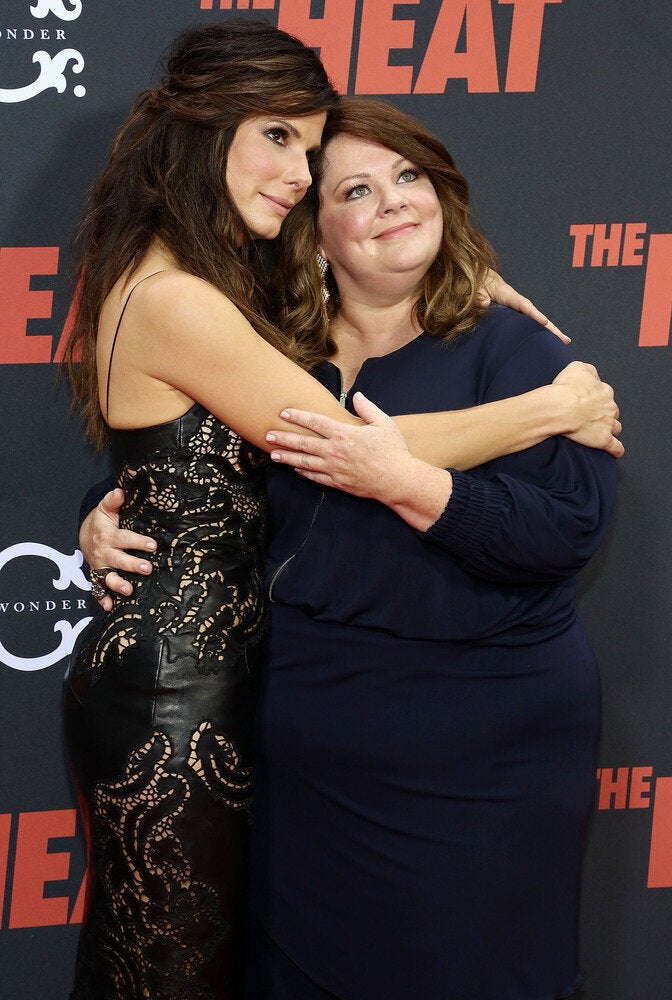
[31,0,82,19]
[0,1,85,104]
[0,48,85,102]
[0,542,93,672]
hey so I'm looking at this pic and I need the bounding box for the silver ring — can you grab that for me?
[89,567,113,600]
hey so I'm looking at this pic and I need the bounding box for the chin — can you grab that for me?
[249,220,283,241]
[390,254,434,275]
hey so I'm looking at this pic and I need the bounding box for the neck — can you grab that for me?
[330,295,422,388]
[337,293,420,344]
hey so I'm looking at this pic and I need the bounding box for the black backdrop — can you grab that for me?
[1,2,670,997]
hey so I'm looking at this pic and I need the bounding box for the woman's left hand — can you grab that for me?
[481,269,570,344]
[267,392,414,502]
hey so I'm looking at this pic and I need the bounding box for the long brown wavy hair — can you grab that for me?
[63,20,338,449]
[277,97,498,364]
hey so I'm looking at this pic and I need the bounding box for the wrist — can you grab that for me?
[372,449,419,507]
[385,456,453,532]
[539,384,578,435]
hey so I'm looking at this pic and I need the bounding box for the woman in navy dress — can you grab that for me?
[246,98,617,999]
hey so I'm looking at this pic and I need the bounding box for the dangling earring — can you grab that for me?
[316,252,330,304]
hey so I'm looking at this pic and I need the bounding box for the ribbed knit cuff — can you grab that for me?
[421,470,509,556]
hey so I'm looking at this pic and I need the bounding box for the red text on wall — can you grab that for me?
[200,0,564,94]
[569,224,672,347]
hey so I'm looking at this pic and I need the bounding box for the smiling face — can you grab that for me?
[226,111,327,242]
[316,135,444,298]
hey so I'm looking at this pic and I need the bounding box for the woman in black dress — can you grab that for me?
[61,21,344,999]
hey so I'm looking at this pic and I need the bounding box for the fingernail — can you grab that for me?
[145,541,156,550]
[139,562,151,573]
[266,433,276,443]
[280,410,289,419]
[121,584,132,595]
[270,451,281,461]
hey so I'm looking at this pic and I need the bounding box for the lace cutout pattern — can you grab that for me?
[69,406,263,997]
[86,409,268,681]
[188,720,252,813]
[79,730,228,999]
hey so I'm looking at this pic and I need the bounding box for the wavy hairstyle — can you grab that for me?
[63,20,338,449]
[277,97,498,364]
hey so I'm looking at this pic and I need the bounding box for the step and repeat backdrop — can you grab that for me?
[0,1,670,997]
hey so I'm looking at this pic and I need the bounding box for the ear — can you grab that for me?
[316,242,327,262]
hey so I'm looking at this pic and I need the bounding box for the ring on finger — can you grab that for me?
[89,566,114,599]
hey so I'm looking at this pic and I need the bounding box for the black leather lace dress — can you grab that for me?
[63,402,268,999]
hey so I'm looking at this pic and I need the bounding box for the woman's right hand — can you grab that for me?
[80,488,157,610]
[554,361,624,457]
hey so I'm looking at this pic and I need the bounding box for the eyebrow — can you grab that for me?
[330,157,407,194]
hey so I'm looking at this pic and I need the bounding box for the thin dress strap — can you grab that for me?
[104,270,166,423]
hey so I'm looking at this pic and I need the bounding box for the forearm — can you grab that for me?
[395,384,574,470]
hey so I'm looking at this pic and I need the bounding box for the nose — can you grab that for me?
[285,149,312,191]
[378,186,408,215]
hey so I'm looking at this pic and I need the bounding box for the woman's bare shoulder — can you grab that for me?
[123,268,243,334]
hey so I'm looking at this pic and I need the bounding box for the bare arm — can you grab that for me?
[128,272,362,448]
[268,360,622,475]
[397,361,622,467]
[82,274,620,601]
[114,273,596,461]
[81,272,362,605]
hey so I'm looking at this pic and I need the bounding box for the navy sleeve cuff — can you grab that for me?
[421,470,509,557]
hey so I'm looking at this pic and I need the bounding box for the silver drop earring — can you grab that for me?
[316,252,330,303]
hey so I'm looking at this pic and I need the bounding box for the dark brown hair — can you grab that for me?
[277,97,498,364]
[63,20,338,449]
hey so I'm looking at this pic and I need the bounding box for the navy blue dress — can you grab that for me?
[248,308,617,1000]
